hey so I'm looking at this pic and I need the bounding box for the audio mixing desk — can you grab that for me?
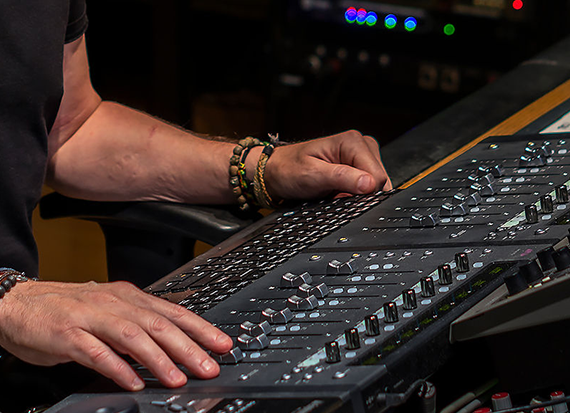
[40,36,570,413]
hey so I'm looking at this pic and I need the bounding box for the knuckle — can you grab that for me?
[119,322,143,341]
[148,316,171,335]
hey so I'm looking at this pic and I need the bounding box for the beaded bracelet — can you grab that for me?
[229,137,263,211]
[0,268,36,299]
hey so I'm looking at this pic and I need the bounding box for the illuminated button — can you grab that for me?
[385,14,397,29]
[404,17,417,32]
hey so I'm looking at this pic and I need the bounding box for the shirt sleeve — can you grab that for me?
[65,0,88,43]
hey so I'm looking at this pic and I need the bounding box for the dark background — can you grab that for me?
[84,0,570,148]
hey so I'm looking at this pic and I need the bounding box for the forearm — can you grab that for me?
[47,101,242,204]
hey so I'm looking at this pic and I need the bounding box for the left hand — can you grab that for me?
[264,130,392,201]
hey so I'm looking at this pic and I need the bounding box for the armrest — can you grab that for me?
[39,193,261,286]
[39,192,260,246]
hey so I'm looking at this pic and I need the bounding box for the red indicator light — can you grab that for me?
[512,0,523,10]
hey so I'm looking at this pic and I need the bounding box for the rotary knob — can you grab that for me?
[537,246,556,273]
[455,252,470,273]
[383,302,399,323]
[402,289,417,310]
[420,276,436,297]
[556,185,569,204]
[553,246,570,271]
[344,328,361,349]
[519,260,544,284]
[325,341,341,363]
[364,314,380,336]
[504,271,528,296]
[438,264,453,285]
[525,204,539,224]
[540,194,554,214]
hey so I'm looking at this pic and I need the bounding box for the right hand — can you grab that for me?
[0,280,233,390]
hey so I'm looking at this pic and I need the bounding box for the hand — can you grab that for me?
[264,130,392,201]
[0,280,233,391]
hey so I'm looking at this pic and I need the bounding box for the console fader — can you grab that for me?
[48,133,570,413]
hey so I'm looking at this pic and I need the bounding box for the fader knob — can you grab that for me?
[260,307,293,324]
[344,328,361,349]
[325,341,341,363]
[540,194,554,213]
[455,252,470,273]
[298,282,329,298]
[438,264,453,285]
[504,271,528,296]
[237,333,269,350]
[440,202,467,217]
[556,185,569,204]
[525,204,539,224]
[287,294,319,311]
[553,246,570,271]
[454,191,482,206]
[537,246,557,273]
[383,302,399,323]
[519,154,546,167]
[364,314,380,336]
[281,272,312,288]
[519,261,544,284]
[402,289,417,310]
[240,320,272,337]
[420,277,435,297]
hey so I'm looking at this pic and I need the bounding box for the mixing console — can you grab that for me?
[48,132,570,413]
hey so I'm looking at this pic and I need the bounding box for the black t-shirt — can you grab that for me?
[0,0,88,276]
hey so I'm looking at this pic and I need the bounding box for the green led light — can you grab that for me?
[443,23,456,36]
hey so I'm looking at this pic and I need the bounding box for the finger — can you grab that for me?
[65,327,146,391]
[89,312,193,387]
[362,137,392,190]
[129,288,233,354]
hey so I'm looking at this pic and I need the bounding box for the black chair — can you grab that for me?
[39,192,261,288]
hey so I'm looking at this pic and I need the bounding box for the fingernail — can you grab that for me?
[201,357,216,373]
[170,368,186,383]
[132,376,145,391]
[357,175,373,192]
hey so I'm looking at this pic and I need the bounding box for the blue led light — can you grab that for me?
[385,14,397,29]
[356,8,367,25]
[345,7,357,23]
[404,17,417,32]
[365,11,378,26]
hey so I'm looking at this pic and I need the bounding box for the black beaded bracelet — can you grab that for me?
[0,268,36,298]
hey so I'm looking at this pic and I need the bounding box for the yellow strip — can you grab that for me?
[400,78,570,189]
